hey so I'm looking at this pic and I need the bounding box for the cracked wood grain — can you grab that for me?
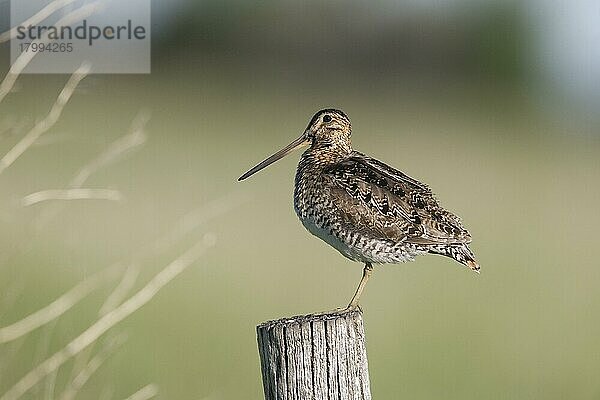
[257,310,371,400]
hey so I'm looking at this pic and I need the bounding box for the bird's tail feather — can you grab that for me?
[429,244,480,273]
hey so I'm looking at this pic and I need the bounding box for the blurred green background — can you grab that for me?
[1,1,600,399]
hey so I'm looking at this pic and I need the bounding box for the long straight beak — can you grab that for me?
[238,135,309,181]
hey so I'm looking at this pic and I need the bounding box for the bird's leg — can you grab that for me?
[340,263,373,312]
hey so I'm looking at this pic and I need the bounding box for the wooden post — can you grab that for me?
[256,310,372,400]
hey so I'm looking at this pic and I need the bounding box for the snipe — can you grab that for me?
[239,109,479,310]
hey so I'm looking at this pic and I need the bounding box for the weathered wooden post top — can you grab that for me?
[257,309,371,400]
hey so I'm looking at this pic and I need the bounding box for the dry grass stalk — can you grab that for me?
[0,3,101,105]
[34,110,149,228]
[71,111,149,187]
[67,195,245,392]
[0,63,90,176]
[58,334,128,400]
[0,264,121,344]
[0,235,216,400]
[100,193,248,317]
[122,384,158,400]
[22,188,123,207]
[0,0,80,43]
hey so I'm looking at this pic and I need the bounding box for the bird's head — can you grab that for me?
[238,109,352,181]
[304,109,352,146]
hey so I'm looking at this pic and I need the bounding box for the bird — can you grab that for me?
[238,109,479,311]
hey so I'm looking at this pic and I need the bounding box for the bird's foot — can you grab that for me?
[334,304,362,314]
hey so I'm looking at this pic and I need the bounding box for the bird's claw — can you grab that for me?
[334,304,362,314]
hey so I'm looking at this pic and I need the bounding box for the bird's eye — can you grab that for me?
[322,115,332,123]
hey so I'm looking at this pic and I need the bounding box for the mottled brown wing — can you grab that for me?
[322,152,471,245]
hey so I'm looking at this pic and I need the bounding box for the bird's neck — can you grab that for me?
[301,142,353,168]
